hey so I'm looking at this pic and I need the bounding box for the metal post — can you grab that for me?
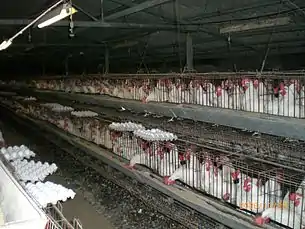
[65,55,70,76]
[42,61,46,76]
[186,32,194,71]
[100,0,104,21]
[105,47,109,73]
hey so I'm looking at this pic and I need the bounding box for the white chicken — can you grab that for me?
[136,84,149,102]
[264,84,282,115]
[190,80,210,106]
[145,88,160,103]
[241,79,266,113]
[288,179,305,215]
[87,80,96,94]
[255,207,302,229]
[164,150,201,188]
[103,127,112,149]
[122,85,134,100]
[112,84,125,98]
[145,79,169,103]
[156,79,169,102]
[58,118,74,134]
[82,120,92,140]
[126,148,158,171]
[126,139,158,170]
[279,83,305,118]
[168,81,182,104]
[91,121,102,145]
[228,83,242,110]
[205,82,217,106]
[215,85,231,109]
[155,142,179,177]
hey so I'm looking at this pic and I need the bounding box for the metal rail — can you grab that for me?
[9,71,305,80]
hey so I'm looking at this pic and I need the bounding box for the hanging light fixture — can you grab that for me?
[0,0,77,51]
[37,2,77,29]
[0,40,12,51]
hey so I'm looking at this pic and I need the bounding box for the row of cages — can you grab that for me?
[83,103,305,170]
[9,94,305,172]
[2,97,305,229]
[5,72,305,118]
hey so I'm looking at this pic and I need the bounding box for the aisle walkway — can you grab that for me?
[49,175,114,229]
[0,119,115,229]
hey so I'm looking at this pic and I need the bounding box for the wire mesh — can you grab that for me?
[28,71,305,118]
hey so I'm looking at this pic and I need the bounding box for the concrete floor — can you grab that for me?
[48,175,115,229]
[61,193,114,229]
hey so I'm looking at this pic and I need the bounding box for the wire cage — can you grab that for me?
[124,128,181,178]
[108,122,145,160]
[7,93,305,228]
[27,72,305,119]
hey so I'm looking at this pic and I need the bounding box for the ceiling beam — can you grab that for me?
[104,0,172,20]
[0,19,197,31]
[105,0,259,52]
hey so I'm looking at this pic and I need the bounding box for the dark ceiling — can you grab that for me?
[0,0,305,76]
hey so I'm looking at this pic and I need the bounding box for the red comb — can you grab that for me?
[179,154,185,161]
[185,150,191,160]
[164,176,175,185]
[289,193,302,201]
[253,79,259,88]
[255,216,270,225]
[223,193,230,201]
[165,142,173,149]
[231,170,240,180]
[157,148,164,159]
[255,216,263,225]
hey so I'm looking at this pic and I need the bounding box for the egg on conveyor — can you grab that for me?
[71,110,98,117]
[25,181,76,208]
[10,160,58,182]
[0,145,35,161]
[109,121,145,132]
[133,128,178,141]
[51,105,74,112]
[23,96,37,101]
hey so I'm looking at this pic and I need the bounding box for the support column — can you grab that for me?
[64,56,69,76]
[105,47,109,73]
[185,33,194,71]
[100,0,104,21]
